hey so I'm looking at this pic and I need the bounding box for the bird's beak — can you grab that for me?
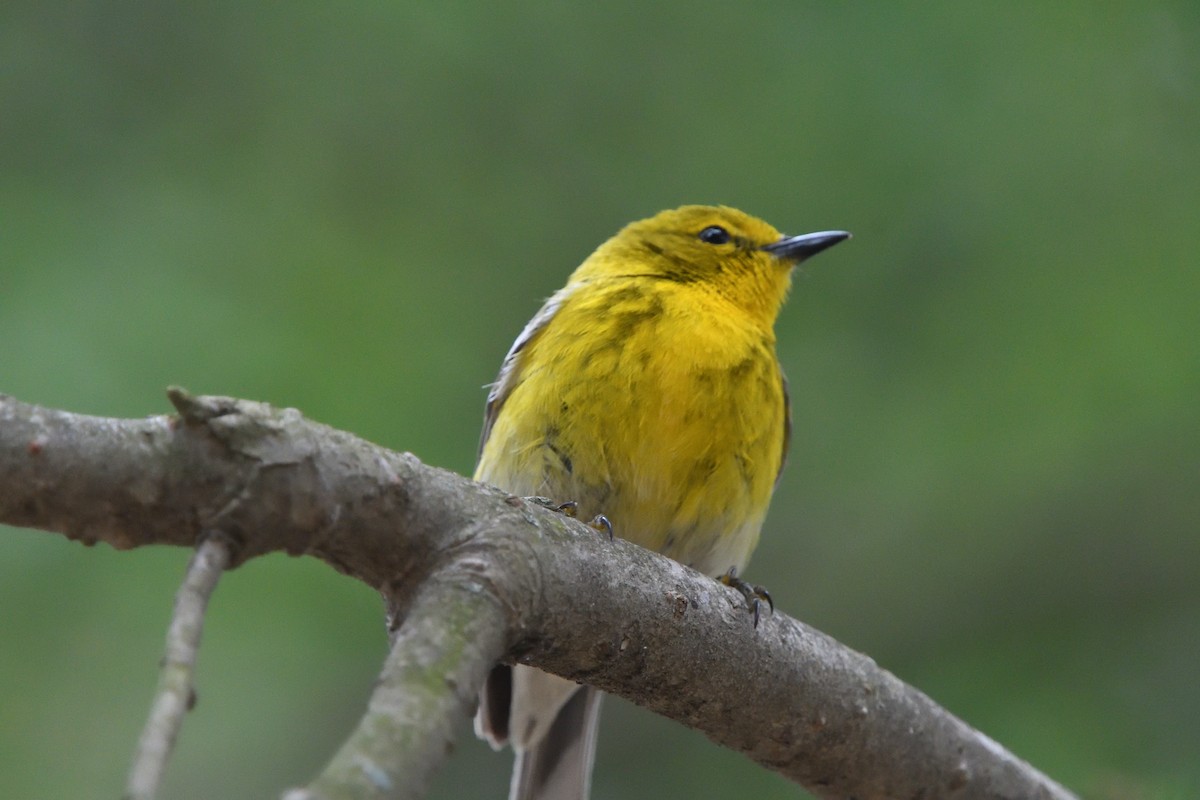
[763,230,851,262]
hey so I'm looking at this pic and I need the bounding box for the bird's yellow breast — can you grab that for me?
[475,275,786,575]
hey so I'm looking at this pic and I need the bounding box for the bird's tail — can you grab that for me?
[509,686,604,800]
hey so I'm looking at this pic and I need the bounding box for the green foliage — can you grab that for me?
[2,2,1197,798]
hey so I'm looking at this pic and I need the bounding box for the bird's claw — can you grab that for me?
[719,567,773,628]
[587,514,614,540]
[528,499,614,540]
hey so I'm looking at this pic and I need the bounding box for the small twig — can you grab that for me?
[125,535,231,800]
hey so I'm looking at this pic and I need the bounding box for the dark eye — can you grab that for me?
[698,225,731,245]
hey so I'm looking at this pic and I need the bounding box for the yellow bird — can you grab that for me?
[473,205,849,800]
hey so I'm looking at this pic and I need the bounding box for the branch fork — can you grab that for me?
[0,391,1079,800]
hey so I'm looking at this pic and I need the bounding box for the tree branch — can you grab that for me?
[0,392,1079,800]
[285,566,508,800]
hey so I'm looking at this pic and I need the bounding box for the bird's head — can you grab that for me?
[574,205,849,324]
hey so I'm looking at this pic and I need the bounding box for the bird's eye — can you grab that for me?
[698,226,731,245]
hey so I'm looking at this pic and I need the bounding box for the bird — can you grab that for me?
[472,205,849,800]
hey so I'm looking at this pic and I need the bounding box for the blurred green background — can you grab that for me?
[2,3,1197,798]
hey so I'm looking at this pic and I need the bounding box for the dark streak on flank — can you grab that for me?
[688,456,718,488]
[728,357,756,381]
[611,298,664,342]
[543,440,573,476]
[588,286,665,365]
[734,452,753,488]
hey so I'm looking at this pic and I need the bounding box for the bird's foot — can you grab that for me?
[719,567,773,628]
[526,498,614,540]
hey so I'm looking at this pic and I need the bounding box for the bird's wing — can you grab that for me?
[478,287,574,460]
[775,369,792,487]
